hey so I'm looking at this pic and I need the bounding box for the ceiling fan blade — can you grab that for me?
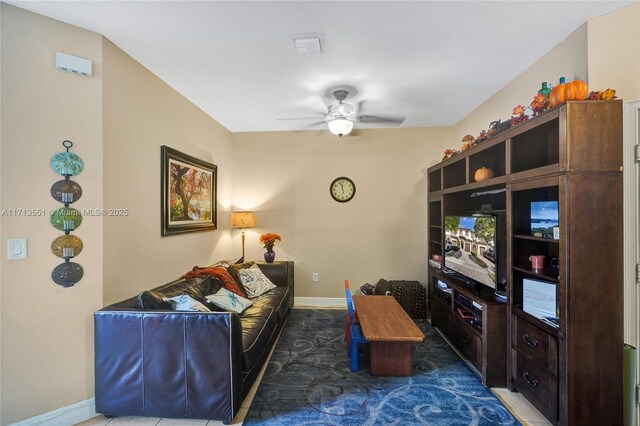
[307,121,327,128]
[357,115,405,125]
[277,114,325,121]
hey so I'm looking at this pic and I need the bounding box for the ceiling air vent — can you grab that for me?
[291,34,323,55]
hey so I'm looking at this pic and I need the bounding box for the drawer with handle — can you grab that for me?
[511,348,558,423]
[512,314,557,375]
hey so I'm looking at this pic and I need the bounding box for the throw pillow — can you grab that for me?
[136,290,172,309]
[207,267,248,298]
[238,265,277,298]
[163,294,211,312]
[205,288,253,314]
[226,261,256,287]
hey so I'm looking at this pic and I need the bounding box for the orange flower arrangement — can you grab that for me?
[259,233,281,251]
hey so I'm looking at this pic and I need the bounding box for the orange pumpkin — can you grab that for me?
[565,79,589,100]
[474,167,494,182]
[549,77,566,107]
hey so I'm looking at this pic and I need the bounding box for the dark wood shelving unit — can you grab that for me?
[427,101,623,426]
[430,269,507,387]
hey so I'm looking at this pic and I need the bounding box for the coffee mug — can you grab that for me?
[529,255,544,269]
[550,257,559,269]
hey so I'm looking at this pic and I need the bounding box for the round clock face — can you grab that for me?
[330,177,356,203]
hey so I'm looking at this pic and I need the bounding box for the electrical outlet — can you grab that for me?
[312,272,319,282]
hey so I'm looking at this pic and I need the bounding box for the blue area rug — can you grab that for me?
[245,309,520,425]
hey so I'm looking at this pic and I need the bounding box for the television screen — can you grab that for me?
[444,215,496,289]
[530,201,558,238]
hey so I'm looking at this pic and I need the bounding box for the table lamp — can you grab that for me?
[230,211,256,259]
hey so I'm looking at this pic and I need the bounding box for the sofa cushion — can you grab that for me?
[240,303,278,377]
[206,288,253,314]
[250,286,291,323]
[135,276,218,309]
[164,294,210,312]
[238,265,277,298]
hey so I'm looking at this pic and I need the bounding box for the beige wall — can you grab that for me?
[232,128,452,298]
[0,5,104,424]
[453,24,588,143]
[588,3,640,102]
[102,39,234,305]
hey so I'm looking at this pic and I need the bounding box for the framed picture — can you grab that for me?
[161,146,217,236]
[530,201,558,239]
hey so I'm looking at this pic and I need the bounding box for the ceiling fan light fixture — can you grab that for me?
[328,118,353,138]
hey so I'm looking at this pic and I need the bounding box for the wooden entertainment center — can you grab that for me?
[427,101,623,425]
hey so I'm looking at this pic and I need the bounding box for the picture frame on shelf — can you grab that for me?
[530,201,558,239]
[161,145,217,236]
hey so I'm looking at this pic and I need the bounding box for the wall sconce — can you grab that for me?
[230,211,256,259]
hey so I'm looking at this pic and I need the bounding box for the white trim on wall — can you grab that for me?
[9,398,96,426]
[294,297,345,308]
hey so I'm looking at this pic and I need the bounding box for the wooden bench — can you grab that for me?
[352,295,425,376]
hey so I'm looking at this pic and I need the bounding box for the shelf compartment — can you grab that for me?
[511,185,559,238]
[443,159,466,189]
[428,169,442,193]
[511,116,559,174]
[512,238,560,270]
[469,141,506,183]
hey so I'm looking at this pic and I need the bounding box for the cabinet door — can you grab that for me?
[431,296,451,336]
[451,315,482,370]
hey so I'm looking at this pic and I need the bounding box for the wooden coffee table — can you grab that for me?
[352,295,425,376]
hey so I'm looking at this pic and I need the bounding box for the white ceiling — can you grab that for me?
[8,1,635,132]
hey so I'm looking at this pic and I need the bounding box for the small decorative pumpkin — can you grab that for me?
[549,77,566,107]
[565,79,589,101]
[474,167,494,182]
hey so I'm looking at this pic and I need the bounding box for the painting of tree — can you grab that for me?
[169,161,212,222]
[161,146,217,236]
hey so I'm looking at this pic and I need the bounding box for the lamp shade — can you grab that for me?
[230,211,256,229]
[328,118,353,137]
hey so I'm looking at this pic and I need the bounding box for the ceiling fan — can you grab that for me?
[281,89,405,138]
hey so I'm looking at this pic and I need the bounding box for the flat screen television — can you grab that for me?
[444,214,506,295]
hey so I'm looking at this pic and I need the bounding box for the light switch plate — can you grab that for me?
[7,239,27,260]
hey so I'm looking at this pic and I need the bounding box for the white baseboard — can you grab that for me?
[10,398,96,426]
[294,297,345,308]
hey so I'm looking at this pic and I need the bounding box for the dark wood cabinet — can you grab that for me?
[427,101,623,426]
[430,270,507,387]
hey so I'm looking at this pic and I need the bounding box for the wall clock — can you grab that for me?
[330,177,356,203]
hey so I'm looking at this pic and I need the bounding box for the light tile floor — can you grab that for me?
[78,307,551,426]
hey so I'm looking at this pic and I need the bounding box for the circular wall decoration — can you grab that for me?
[50,207,83,232]
[330,177,356,203]
[50,151,84,177]
[51,235,83,258]
[51,262,84,287]
[49,140,84,287]
[50,179,83,204]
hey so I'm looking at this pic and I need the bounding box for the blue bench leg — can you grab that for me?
[349,341,359,372]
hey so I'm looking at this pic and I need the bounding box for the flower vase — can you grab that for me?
[264,250,276,263]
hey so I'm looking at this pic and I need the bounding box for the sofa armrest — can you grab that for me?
[94,309,243,422]
[257,261,293,288]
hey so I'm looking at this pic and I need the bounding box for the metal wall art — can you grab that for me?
[50,140,84,287]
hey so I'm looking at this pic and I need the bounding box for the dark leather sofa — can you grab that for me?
[94,261,294,423]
